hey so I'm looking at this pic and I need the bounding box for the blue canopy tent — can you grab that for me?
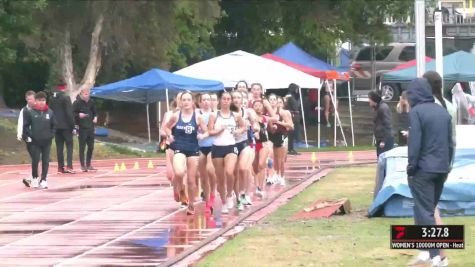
[273,42,338,72]
[92,68,224,142]
[273,42,353,147]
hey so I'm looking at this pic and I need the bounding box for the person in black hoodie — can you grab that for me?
[368,90,394,157]
[405,78,454,266]
[73,89,97,172]
[285,83,301,155]
[22,91,56,189]
[49,84,75,174]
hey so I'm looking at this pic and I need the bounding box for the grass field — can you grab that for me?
[199,165,475,267]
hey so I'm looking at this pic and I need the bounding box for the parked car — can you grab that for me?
[350,43,415,101]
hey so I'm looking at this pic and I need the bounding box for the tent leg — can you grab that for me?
[158,102,161,145]
[348,80,355,146]
[333,81,337,147]
[317,85,321,149]
[299,87,308,148]
[329,79,347,147]
[166,88,170,111]
[146,104,151,143]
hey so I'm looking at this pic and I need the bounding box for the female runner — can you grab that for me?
[197,93,218,213]
[208,91,245,214]
[163,91,208,215]
[268,96,294,186]
[232,90,259,210]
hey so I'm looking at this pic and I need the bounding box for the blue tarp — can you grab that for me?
[369,147,475,217]
[273,42,338,72]
[383,51,475,82]
[92,68,223,104]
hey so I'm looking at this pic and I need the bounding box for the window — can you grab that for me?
[398,46,416,61]
[355,46,394,61]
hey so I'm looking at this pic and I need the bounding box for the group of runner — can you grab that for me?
[160,81,294,215]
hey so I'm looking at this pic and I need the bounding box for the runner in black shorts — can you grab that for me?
[208,91,245,214]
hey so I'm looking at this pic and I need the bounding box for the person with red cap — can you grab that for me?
[49,84,75,174]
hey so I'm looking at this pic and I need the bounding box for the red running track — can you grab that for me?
[0,151,375,266]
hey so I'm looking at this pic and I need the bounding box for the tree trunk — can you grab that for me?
[61,31,77,102]
[62,14,104,102]
[0,74,7,108]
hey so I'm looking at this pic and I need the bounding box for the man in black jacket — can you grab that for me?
[286,83,301,155]
[406,78,454,266]
[23,91,56,189]
[368,91,394,157]
[73,89,97,172]
[49,84,75,174]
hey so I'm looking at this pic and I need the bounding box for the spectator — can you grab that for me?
[286,83,301,155]
[22,91,56,189]
[405,78,454,266]
[73,89,97,172]
[17,90,36,186]
[49,84,75,174]
[420,70,457,266]
[396,91,410,146]
[368,90,394,157]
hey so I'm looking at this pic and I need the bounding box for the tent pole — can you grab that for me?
[317,82,322,149]
[298,86,309,148]
[333,80,337,147]
[146,104,151,143]
[330,79,348,147]
[166,88,170,111]
[158,102,161,145]
[348,79,355,147]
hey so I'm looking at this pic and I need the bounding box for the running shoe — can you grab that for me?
[81,166,88,172]
[87,166,98,172]
[210,192,216,206]
[180,190,188,208]
[237,201,244,211]
[430,256,442,267]
[244,194,253,205]
[205,201,213,214]
[407,251,430,266]
[278,176,286,186]
[255,188,265,198]
[64,167,76,174]
[186,205,195,215]
[226,196,234,210]
[57,167,65,174]
[239,194,249,206]
[22,177,32,187]
[221,205,229,214]
[39,179,48,189]
[439,257,448,267]
[31,177,39,188]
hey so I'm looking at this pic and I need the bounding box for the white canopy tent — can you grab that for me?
[175,50,322,148]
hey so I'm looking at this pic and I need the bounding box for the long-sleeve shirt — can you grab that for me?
[16,105,31,141]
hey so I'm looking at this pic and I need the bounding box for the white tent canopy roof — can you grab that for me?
[175,50,321,89]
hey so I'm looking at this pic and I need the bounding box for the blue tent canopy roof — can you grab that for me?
[272,42,338,72]
[383,51,475,82]
[91,68,223,104]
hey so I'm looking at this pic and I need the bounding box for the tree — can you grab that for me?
[212,0,414,62]
[25,0,221,101]
[0,0,46,108]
